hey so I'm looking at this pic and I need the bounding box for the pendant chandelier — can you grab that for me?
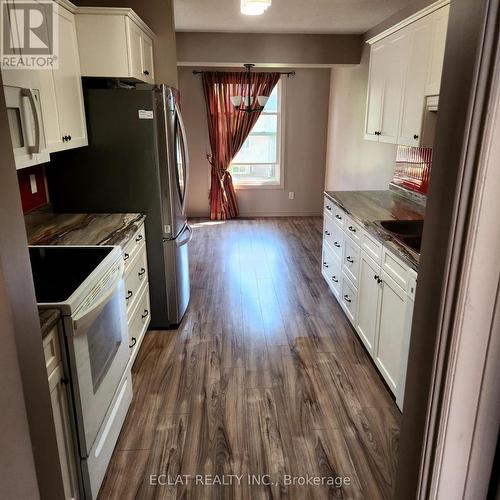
[230,64,269,113]
[240,0,271,16]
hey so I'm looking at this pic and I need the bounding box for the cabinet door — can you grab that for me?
[42,7,87,153]
[379,31,409,144]
[398,16,433,146]
[126,18,144,81]
[374,271,407,394]
[141,33,154,83]
[49,364,79,500]
[355,253,381,355]
[425,5,450,96]
[364,40,386,141]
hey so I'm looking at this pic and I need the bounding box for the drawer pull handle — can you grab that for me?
[344,295,351,303]
[141,309,149,320]
[136,234,143,243]
[124,253,130,261]
[60,377,69,385]
[324,230,331,236]
[335,214,342,220]
[374,274,379,281]
[138,268,146,277]
[348,226,356,233]
[323,261,329,268]
[126,290,133,300]
[334,241,341,248]
[346,256,354,263]
[326,205,332,211]
[331,276,338,283]
[129,337,137,348]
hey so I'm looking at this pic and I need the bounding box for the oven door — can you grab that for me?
[65,262,129,457]
[3,85,50,169]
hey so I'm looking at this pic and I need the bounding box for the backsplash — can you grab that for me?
[392,145,432,195]
[17,165,48,213]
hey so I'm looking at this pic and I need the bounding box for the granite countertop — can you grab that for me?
[324,189,426,270]
[26,209,146,339]
[25,210,146,248]
[39,308,61,339]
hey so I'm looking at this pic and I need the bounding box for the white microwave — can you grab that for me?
[3,84,50,169]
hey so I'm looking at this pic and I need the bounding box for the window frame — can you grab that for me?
[230,78,285,190]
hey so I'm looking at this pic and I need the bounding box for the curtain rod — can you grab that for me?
[192,69,296,77]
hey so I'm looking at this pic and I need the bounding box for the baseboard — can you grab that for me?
[188,210,322,218]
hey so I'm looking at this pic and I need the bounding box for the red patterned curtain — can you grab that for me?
[201,71,280,220]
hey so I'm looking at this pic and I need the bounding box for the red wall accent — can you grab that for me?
[17,165,48,213]
[392,145,433,195]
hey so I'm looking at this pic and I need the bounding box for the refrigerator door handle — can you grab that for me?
[175,103,189,211]
[175,224,193,247]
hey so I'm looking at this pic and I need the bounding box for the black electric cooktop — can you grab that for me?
[29,246,113,303]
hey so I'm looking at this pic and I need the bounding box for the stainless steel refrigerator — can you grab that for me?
[47,84,190,328]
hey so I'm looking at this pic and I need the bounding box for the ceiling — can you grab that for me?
[174,0,410,34]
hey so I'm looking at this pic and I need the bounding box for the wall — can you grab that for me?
[178,67,330,217]
[324,45,398,191]
[177,32,362,67]
[73,0,177,86]
[0,74,64,499]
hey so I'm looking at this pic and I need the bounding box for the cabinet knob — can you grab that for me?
[129,337,137,348]
[346,256,354,263]
[141,309,149,320]
[324,230,331,236]
[126,290,133,300]
[143,70,150,75]
[413,134,419,140]
[334,241,341,248]
[326,205,332,211]
[68,135,71,141]
[348,226,356,233]
[344,294,351,303]
[136,234,143,242]
[60,376,70,385]
[374,274,379,281]
[62,135,67,142]
[331,276,338,283]
[123,253,130,261]
[335,214,342,220]
[138,268,146,277]
[323,261,329,268]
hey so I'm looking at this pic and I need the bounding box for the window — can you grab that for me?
[229,80,283,188]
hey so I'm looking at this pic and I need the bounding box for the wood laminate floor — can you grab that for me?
[98,217,401,500]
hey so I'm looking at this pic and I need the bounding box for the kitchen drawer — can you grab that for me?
[332,205,346,228]
[382,247,410,291]
[128,281,151,364]
[124,244,148,312]
[323,196,335,219]
[341,274,357,324]
[344,215,364,245]
[324,216,344,260]
[343,237,361,287]
[43,326,61,379]
[361,231,383,263]
[321,244,341,298]
[123,222,146,268]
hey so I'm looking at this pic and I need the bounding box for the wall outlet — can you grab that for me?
[29,174,37,194]
[288,191,295,200]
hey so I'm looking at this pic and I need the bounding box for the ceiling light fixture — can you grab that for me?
[230,64,269,113]
[241,0,271,16]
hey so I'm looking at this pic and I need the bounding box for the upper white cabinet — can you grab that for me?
[39,3,88,153]
[365,1,449,146]
[75,8,156,84]
[425,4,450,96]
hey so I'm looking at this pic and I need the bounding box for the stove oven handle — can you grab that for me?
[73,260,125,330]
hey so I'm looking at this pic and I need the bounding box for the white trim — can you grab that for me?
[178,61,355,69]
[238,210,322,217]
[54,0,77,14]
[366,0,450,45]
[74,6,156,38]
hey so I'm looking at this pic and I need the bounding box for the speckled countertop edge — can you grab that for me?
[323,190,424,272]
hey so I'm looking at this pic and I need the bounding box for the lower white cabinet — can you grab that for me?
[44,327,80,500]
[322,196,416,410]
[356,253,381,354]
[374,271,408,394]
[122,222,151,366]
